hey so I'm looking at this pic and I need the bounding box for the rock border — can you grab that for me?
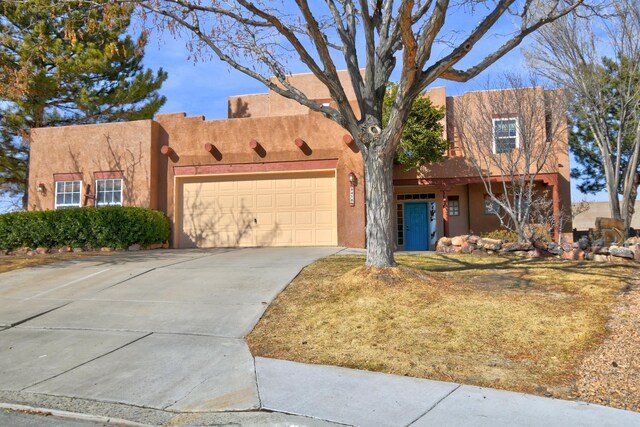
[0,241,170,257]
[436,235,640,263]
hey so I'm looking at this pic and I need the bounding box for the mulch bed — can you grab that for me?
[573,279,640,411]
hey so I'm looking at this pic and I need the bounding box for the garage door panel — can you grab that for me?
[276,194,293,208]
[295,193,313,207]
[276,212,293,226]
[180,171,336,247]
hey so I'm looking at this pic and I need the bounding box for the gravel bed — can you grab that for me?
[573,280,640,412]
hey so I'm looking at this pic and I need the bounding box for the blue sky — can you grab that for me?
[138,16,607,204]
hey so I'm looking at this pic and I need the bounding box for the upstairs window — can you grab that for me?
[493,117,519,154]
[55,180,82,209]
[96,179,123,207]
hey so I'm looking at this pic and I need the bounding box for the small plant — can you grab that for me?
[480,229,519,243]
[0,207,170,250]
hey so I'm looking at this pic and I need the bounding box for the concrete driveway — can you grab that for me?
[0,247,339,413]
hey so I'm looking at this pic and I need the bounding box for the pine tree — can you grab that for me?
[0,0,167,209]
[382,83,447,171]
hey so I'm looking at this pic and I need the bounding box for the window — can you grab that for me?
[448,196,460,216]
[55,180,82,209]
[96,179,123,207]
[484,195,501,215]
[493,117,519,153]
[397,193,436,200]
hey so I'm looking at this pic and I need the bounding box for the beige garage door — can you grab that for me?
[178,171,337,247]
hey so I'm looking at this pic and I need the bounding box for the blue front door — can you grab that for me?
[404,202,429,250]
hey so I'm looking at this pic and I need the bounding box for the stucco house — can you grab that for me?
[28,71,572,250]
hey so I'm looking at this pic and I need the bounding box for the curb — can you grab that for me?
[0,402,149,426]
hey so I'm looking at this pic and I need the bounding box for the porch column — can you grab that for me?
[443,190,450,237]
[552,177,560,242]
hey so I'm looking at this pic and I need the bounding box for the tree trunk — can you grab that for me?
[363,149,397,268]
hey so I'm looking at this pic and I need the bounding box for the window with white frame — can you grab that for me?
[55,180,82,209]
[95,179,123,207]
[493,117,519,154]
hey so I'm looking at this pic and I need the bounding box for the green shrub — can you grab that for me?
[0,207,170,250]
[480,229,519,243]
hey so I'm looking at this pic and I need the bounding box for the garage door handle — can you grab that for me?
[254,218,257,224]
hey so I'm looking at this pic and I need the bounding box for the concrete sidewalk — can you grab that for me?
[255,357,640,427]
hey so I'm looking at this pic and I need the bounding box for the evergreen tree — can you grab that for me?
[569,57,640,197]
[382,83,447,171]
[0,0,167,209]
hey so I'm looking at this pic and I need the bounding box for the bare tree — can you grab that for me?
[106,0,587,267]
[453,74,567,243]
[526,0,640,238]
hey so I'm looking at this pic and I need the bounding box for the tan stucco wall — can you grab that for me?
[155,111,365,248]
[29,120,156,211]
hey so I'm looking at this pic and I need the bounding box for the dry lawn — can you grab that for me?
[0,252,112,274]
[247,254,639,399]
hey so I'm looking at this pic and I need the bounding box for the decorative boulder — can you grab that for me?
[502,242,534,252]
[634,244,640,261]
[593,254,610,262]
[478,238,502,251]
[451,235,469,246]
[562,249,584,260]
[128,244,141,251]
[610,246,635,260]
[577,236,590,250]
[626,236,640,245]
[461,241,476,254]
[468,235,481,244]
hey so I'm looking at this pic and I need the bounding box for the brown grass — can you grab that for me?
[0,252,112,274]
[247,254,639,398]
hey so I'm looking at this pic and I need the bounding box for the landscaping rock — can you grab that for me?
[461,241,476,254]
[527,249,543,258]
[577,236,590,250]
[593,254,610,262]
[471,249,485,255]
[478,238,502,251]
[0,250,7,256]
[146,243,163,250]
[100,247,114,252]
[73,247,84,252]
[438,237,452,247]
[625,236,640,245]
[35,247,48,255]
[546,242,562,255]
[48,248,59,254]
[451,235,468,246]
[610,246,635,260]
[15,247,31,255]
[634,244,640,261]
[128,244,141,251]
[560,242,573,252]
[162,241,170,249]
[59,245,72,253]
[502,242,534,252]
[562,249,584,260]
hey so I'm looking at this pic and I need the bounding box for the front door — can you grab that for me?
[404,202,429,250]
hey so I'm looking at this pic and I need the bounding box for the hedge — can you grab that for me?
[0,207,171,250]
